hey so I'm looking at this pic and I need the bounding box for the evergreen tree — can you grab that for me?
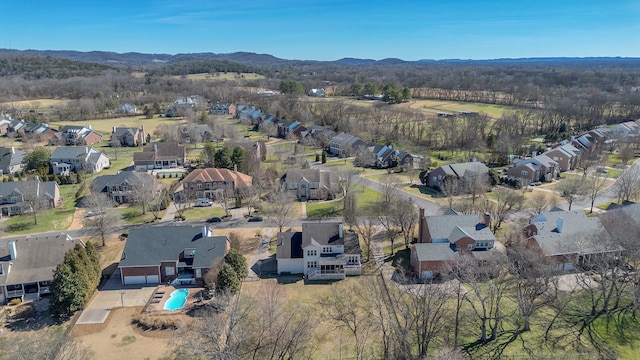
[225,248,248,280]
[216,263,240,293]
[214,147,232,169]
[231,147,244,169]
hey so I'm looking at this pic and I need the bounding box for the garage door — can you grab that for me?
[421,271,433,279]
[124,275,160,285]
[124,275,146,285]
[563,263,574,272]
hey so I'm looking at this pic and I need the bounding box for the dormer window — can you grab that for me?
[184,248,196,258]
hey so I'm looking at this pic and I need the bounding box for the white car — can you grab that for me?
[194,198,213,207]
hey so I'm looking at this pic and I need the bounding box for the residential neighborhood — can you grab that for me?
[0,49,639,359]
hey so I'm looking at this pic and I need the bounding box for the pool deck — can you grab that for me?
[144,285,206,314]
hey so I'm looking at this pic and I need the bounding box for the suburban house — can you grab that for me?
[523,209,622,272]
[425,161,489,190]
[276,120,306,139]
[180,167,253,200]
[0,179,61,217]
[22,123,57,143]
[412,208,497,279]
[51,125,103,146]
[133,142,186,170]
[50,146,110,175]
[7,119,27,135]
[0,147,26,175]
[0,118,12,135]
[308,88,326,97]
[178,124,214,143]
[91,171,157,204]
[506,154,558,186]
[299,125,337,149]
[330,132,367,157]
[545,143,581,172]
[280,168,339,201]
[0,233,82,304]
[119,225,229,285]
[111,126,146,147]
[116,103,137,115]
[209,102,236,115]
[276,221,362,280]
[164,96,207,118]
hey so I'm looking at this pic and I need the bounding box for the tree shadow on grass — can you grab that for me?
[6,221,33,232]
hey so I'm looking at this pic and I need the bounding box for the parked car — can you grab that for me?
[596,167,608,174]
[85,209,105,217]
[207,216,222,223]
[248,216,263,222]
[530,181,542,186]
[194,198,213,207]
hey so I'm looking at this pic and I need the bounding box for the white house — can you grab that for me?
[276,221,361,280]
[50,146,110,175]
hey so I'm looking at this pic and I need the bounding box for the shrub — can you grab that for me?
[9,298,21,306]
[132,314,179,330]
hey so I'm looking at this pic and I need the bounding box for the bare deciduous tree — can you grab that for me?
[556,177,587,210]
[82,193,121,246]
[264,189,295,232]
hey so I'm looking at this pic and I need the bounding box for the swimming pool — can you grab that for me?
[163,289,189,311]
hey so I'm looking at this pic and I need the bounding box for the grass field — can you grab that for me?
[49,114,186,135]
[407,99,511,119]
[306,186,383,219]
[171,72,266,81]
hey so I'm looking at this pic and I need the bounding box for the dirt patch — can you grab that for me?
[72,306,174,360]
[67,208,86,231]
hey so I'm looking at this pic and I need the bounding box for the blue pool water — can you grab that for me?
[163,289,189,311]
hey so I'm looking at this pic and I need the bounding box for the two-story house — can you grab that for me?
[111,126,146,147]
[0,179,61,217]
[506,153,558,186]
[50,146,110,175]
[0,147,26,175]
[180,167,253,200]
[425,161,489,190]
[209,102,236,115]
[133,142,186,170]
[279,168,339,201]
[0,233,82,304]
[119,225,229,285]
[91,171,157,204]
[276,221,361,281]
[51,125,103,146]
[545,143,581,172]
[411,208,498,280]
[330,132,366,157]
[178,124,214,143]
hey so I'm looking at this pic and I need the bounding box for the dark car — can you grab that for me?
[207,216,222,223]
[248,216,263,222]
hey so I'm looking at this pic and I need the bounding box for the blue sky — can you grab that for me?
[2,0,639,61]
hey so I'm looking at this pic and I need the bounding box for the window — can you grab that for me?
[205,183,211,189]
[165,266,175,276]
[322,247,332,253]
[467,244,474,250]
[307,261,317,268]
[197,183,203,190]
[521,170,528,176]
[307,249,317,256]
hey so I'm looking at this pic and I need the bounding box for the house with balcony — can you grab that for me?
[0,179,61,217]
[0,233,82,304]
[133,142,186,170]
[50,146,110,175]
[91,171,157,204]
[119,225,229,285]
[276,222,362,281]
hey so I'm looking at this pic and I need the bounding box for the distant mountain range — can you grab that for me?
[0,48,639,68]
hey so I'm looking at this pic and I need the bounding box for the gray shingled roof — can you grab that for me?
[425,214,484,241]
[276,229,303,260]
[0,147,25,171]
[91,171,155,193]
[0,233,81,286]
[0,180,57,200]
[119,226,228,269]
[413,243,458,262]
[51,146,94,159]
[448,162,489,177]
[448,225,496,243]
[530,210,620,256]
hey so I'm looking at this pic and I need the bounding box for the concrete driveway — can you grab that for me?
[76,269,158,324]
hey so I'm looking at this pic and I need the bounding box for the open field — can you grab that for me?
[171,72,266,81]
[0,98,72,109]
[49,114,186,136]
[407,99,511,118]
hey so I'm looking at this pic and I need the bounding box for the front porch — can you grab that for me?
[4,281,51,303]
